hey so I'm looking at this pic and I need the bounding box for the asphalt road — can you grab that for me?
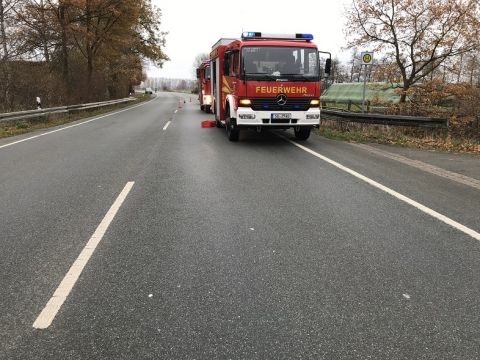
[0,92,479,359]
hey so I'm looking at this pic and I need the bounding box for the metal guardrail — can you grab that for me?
[0,97,136,123]
[321,108,448,128]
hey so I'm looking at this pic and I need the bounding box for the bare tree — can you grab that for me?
[1,0,24,60]
[0,0,168,110]
[346,0,480,102]
[331,57,349,83]
[0,0,8,59]
[15,0,56,62]
[0,0,25,111]
[192,52,208,77]
[349,47,361,82]
[465,52,480,85]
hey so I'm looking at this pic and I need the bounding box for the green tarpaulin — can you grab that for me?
[321,83,401,104]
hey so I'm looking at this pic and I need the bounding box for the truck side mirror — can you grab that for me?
[196,69,201,79]
[325,58,332,76]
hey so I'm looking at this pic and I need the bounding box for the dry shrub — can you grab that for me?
[0,61,67,112]
[373,81,480,150]
[321,113,479,153]
[0,57,139,112]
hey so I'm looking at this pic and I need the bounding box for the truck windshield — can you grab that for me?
[242,46,319,81]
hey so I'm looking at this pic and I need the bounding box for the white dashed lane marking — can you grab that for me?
[33,182,135,329]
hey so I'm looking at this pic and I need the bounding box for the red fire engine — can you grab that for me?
[196,60,212,113]
[209,32,330,141]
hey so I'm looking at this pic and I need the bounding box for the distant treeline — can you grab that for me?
[141,77,196,92]
[0,0,168,112]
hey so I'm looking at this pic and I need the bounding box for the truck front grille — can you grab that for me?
[250,98,311,111]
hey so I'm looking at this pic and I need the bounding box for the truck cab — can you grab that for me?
[196,60,212,113]
[210,32,328,141]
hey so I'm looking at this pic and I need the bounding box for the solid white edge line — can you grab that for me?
[350,143,480,190]
[163,121,171,131]
[33,181,135,329]
[0,97,155,150]
[281,136,480,241]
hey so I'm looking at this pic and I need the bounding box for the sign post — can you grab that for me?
[361,52,373,113]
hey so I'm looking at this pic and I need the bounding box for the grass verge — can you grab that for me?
[0,94,151,139]
[315,117,479,154]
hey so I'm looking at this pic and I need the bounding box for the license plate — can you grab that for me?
[271,113,292,120]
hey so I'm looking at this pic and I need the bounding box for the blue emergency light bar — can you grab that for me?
[241,32,314,40]
[242,32,261,38]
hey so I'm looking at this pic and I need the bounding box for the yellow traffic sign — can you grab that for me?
[361,52,373,65]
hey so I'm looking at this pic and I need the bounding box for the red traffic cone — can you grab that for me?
[201,120,216,128]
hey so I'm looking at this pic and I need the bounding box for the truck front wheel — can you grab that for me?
[226,117,239,142]
[294,127,311,141]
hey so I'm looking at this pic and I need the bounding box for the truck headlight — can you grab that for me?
[306,114,320,120]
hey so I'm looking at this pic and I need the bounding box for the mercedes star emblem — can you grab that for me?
[276,94,287,106]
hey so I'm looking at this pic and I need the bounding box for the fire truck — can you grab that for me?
[196,60,212,113]
[209,32,330,141]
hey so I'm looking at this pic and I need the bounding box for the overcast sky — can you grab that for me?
[149,0,352,79]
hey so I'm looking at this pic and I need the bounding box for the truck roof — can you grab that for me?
[210,35,318,59]
[211,38,237,50]
[212,38,317,50]
[197,60,210,70]
[240,39,317,48]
